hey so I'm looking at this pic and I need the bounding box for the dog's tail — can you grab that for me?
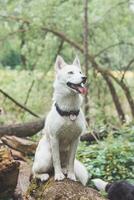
[92,178,109,191]
[74,159,89,186]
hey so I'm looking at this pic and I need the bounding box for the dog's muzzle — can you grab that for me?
[67,78,87,95]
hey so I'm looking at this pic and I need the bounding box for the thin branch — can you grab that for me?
[42,27,84,53]
[0,14,30,24]
[0,29,28,44]
[102,0,129,19]
[24,80,35,105]
[47,39,64,70]
[30,31,48,70]
[53,39,64,62]
[0,89,40,118]
[95,42,134,58]
[90,0,129,26]
[121,58,134,82]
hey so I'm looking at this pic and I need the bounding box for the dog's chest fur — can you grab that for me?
[58,118,83,143]
[47,108,84,140]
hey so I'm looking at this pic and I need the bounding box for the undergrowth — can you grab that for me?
[77,125,134,183]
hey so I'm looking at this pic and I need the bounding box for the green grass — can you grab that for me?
[0,69,53,124]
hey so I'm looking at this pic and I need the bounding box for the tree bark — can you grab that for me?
[80,131,106,143]
[102,74,125,123]
[19,21,30,69]
[0,145,20,199]
[14,161,31,199]
[1,136,37,155]
[0,118,44,138]
[83,0,90,124]
[25,178,107,200]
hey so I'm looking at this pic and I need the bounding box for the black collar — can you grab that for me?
[55,103,80,117]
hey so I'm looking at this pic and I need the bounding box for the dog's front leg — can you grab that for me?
[67,138,79,181]
[50,136,65,181]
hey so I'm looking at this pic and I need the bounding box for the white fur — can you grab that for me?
[74,160,89,185]
[92,178,108,191]
[32,55,89,185]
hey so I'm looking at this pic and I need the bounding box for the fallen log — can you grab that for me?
[0,118,102,143]
[1,135,37,155]
[10,149,26,161]
[80,131,106,143]
[24,178,107,200]
[0,118,44,138]
[0,145,20,199]
[14,161,31,200]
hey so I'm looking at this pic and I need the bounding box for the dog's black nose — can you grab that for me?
[82,76,87,83]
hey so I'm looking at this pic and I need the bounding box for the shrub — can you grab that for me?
[77,126,134,182]
[1,50,21,69]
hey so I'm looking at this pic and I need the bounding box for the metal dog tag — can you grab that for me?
[70,114,77,121]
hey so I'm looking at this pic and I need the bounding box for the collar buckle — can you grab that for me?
[70,114,77,121]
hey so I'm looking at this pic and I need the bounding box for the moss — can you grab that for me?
[43,179,53,190]
[26,178,54,199]
[26,179,39,196]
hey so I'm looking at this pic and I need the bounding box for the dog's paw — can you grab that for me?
[55,172,65,181]
[40,174,49,181]
[35,173,49,182]
[67,173,77,181]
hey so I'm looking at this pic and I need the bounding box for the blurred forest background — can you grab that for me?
[0,0,134,191]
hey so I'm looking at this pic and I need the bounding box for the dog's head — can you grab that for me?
[54,55,87,95]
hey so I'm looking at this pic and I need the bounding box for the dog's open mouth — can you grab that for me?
[67,82,87,94]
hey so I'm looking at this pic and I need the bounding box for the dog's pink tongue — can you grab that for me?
[78,87,88,95]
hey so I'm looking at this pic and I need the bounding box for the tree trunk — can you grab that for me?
[0,145,20,199]
[20,22,29,69]
[80,131,106,143]
[25,178,107,200]
[102,74,125,123]
[83,0,90,124]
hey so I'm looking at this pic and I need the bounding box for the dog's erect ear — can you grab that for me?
[73,55,81,68]
[55,55,66,72]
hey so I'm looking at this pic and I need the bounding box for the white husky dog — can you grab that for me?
[32,55,89,185]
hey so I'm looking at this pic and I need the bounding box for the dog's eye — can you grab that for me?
[68,71,74,74]
[79,71,82,74]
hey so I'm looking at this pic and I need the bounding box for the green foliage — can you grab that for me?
[0,0,134,70]
[77,126,134,182]
[1,49,21,68]
[0,69,53,124]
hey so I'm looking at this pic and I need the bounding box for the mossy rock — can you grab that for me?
[25,177,107,200]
